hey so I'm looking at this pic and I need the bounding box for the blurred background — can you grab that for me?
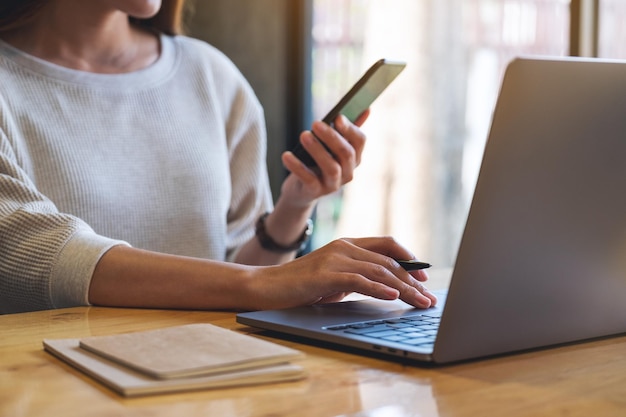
[188,0,626,268]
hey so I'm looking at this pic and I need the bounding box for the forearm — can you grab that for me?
[89,236,437,312]
[89,245,257,310]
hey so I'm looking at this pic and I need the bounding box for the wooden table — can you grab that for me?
[2,271,626,417]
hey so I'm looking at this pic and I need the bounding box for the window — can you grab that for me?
[599,0,626,58]
[310,0,570,266]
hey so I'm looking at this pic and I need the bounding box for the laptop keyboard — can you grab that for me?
[324,313,441,348]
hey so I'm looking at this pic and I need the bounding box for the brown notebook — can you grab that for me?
[43,323,306,396]
[76,323,304,379]
[44,338,305,397]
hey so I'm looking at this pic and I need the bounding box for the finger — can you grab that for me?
[325,266,434,309]
[342,236,416,263]
[382,259,436,308]
[311,120,347,156]
[404,279,437,307]
[321,269,401,302]
[302,127,349,189]
[331,115,365,167]
[281,150,321,184]
[310,121,357,186]
[354,108,370,127]
[409,269,430,282]
[338,237,437,307]
[334,250,433,308]
[301,127,343,172]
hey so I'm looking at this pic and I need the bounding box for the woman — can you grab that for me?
[0,0,436,314]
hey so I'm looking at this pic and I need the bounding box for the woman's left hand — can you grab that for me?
[280,110,369,207]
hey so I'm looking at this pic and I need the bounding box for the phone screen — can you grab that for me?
[324,59,406,124]
[293,59,406,167]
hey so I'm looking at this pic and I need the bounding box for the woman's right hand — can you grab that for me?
[242,236,438,311]
[89,237,436,312]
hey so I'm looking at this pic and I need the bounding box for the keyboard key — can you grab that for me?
[402,336,436,346]
[380,335,409,342]
[406,331,428,337]
[383,319,408,324]
[344,324,389,334]
[386,322,414,329]
[360,330,403,338]
[397,327,425,333]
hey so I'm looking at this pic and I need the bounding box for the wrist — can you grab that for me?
[255,212,313,253]
[278,174,321,210]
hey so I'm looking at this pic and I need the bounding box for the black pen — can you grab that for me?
[396,259,431,271]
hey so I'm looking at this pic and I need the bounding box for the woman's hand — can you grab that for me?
[243,236,438,310]
[280,111,369,208]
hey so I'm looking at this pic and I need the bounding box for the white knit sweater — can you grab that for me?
[0,34,273,314]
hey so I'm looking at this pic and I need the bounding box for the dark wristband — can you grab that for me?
[255,212,314,253]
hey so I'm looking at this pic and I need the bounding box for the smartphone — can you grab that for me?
[292,58,407,167]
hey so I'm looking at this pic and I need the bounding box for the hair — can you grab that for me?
[0,0,190,35]
[0,0,45,32]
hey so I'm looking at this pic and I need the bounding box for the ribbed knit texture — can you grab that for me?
[0,35,273,314]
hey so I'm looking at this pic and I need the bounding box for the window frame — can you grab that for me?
[570,0,600,57]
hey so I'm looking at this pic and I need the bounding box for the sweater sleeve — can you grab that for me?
[0,130,128,314]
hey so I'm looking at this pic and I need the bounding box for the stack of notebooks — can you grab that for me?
[43,323,306,397]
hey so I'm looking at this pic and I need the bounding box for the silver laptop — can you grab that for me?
[237,57,626,364]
